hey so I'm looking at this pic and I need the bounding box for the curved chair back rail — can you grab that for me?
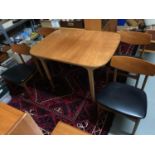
[111,56,155,76]
[118,31,152,45]
[11,43,30,55]
[11,43,31,64]
[37,27,55,38]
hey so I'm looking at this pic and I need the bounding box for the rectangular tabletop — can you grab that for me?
[30,28,120,69]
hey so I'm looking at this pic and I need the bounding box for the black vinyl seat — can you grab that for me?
[1,43,43,101]
[1,64,36,85]
[96,82,147,119]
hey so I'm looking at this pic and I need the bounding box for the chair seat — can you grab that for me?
[2,64,36,85]
[96,82,147,119]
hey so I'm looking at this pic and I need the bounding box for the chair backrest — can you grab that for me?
[116,31,151,57]
[110,56,155,90]
[37,27,55,38]
[118,31,152,45]
[11,43,30,63]
[146,30,155,40]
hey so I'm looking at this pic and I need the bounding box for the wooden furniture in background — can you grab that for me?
[31,28,120,101]
[103,19,117,32]
[37,27,56,38]
[84,19,102,31]
[143,29,155,53]
[84,19,117,32]
[0,52,9,63]
[51,121,89,135]
[0,45,10,63]
[0,102,43,135]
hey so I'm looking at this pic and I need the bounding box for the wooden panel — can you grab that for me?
[9,113,43,135]
[118,31,151,45]
[51,121,89,135]
[31,28,120,68]
[84,19,102,31]
[0,102,43,135]
[11,43,30,55]
[103,19,117,32]
[0,52,9,63]
[111,56,155,76]
[0,102,23,134]
[37,27,55,38]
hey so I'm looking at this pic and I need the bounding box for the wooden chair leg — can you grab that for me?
[87,68,95,102]
[132,119,140,135]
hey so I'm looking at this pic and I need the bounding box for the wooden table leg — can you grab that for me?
[39,58,54,88]
[87,68,95,102]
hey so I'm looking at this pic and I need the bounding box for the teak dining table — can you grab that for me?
[30,28,120,101]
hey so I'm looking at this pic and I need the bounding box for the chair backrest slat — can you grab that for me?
[118,31,151,45]
[111,56,155,76]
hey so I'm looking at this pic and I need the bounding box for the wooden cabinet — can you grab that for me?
[0,102,43,135]
[84,19,117,31]
[103,19,117,32]
[84,19,102,31]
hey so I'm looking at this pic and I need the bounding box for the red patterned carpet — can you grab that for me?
[8,62,114,135]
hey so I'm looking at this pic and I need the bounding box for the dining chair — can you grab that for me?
[106,30,152,85]
[1,43,43,99]
[37,27,55,38]
[117,30,151,56]
[96,56,155,134]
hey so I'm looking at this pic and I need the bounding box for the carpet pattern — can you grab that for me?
[9,63,114,135]
[8,43,135,135]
